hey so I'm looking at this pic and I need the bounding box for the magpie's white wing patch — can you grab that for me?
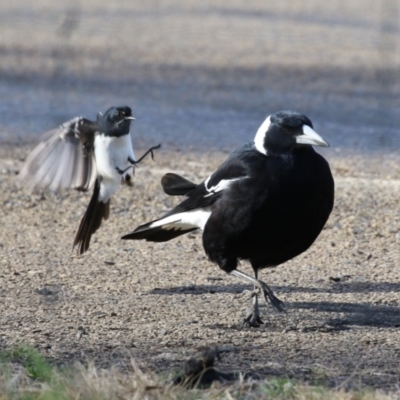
[204,176,246,198]
[148,208,212,231]
[121,208,211,242]
[163,153,250,217]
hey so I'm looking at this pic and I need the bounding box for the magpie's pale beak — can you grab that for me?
[124,116,135,120]
[296,125,329,147]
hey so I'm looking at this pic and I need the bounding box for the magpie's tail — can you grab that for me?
[161,173,197,196]
[73,178,110,254]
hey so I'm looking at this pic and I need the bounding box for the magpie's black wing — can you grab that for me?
[18,117,98,192]
[163,143,254,217]
[161,173,197,196]
[121,144,259,242]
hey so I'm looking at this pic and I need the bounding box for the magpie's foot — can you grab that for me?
[260,282,285,313]
[243,303,264,327]
[243,314,264,328]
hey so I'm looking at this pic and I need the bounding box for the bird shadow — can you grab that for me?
[286,301,400,328]
[148,284,246,295]
[148,282,400,329]
[276,281,400,294]
[147,281,400,296]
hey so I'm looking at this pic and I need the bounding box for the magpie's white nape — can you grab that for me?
[18,105,161,255]
[122,110,334,327]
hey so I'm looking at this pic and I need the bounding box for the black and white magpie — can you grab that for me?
[122,111,334,326]
[18,106,161,254]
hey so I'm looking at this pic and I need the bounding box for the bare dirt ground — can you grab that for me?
[1,0,400,393]
[1,145,400,391]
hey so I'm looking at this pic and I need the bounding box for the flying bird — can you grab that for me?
[19,106,161,254]
[122,111,334,326]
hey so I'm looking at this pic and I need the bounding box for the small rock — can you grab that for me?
[36,287,54,296]
[76,326,88,340]
[173,348,238,387]
[92,311,107,318]
[206,277,223,281]
[329,275,351,283]
[154,352,179,361]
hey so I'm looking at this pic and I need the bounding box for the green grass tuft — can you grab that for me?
[0,345,53,383]
[260,378,297,398]
[0,345,398,400]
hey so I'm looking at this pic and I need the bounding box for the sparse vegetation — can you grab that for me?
[0,346,398,400]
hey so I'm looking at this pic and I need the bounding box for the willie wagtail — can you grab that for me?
[19,106,161,254]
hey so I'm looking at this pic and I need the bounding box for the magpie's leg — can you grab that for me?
[129,144,161,165]
[230,269,285,313]
[243,270,264,327]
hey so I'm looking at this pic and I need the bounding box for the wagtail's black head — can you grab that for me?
[254,111,329,156]
[98,106,135,137]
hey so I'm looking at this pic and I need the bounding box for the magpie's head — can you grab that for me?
[98,106,135,137]
[254,111,329,156]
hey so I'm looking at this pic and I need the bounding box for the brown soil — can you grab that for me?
[1,145,400,391]
[1,0,400,392]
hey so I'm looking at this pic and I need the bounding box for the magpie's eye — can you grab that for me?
[116,111,124,117]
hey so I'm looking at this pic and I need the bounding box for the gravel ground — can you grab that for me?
[1,0,400,392]
[1,144,400,390]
